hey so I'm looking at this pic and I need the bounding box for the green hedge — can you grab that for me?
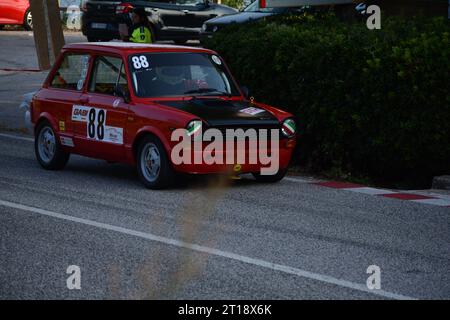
[204,14,450,187]
[220,0,245,10]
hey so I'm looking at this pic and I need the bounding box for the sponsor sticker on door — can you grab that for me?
[60,136,74,147]
[72,105,90,122]
[104,126,123,145]
[71,105,124,145]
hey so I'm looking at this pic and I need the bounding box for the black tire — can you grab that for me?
[136,135,175,189]
[23,9,32,30]
[252,168,288,183]
[0,25,4,30]
[35,121,70,170]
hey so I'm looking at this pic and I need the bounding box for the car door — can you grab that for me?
[149,1,185,31]
[176,0,216,29]
[45,52,91,149]
[172,1,200,29]
[74,54,129,161]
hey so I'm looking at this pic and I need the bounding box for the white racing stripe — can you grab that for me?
[0,199,416,300]
[0,133,34,142]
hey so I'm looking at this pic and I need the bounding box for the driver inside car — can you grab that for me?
[153,66,189,96]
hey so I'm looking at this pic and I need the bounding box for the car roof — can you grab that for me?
[64,42,214,55]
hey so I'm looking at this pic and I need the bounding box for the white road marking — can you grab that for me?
[284,177,318,183]
[0,133,33,142]
[0,199,416,300]
[342,187,396,195]
[411,198,450,207]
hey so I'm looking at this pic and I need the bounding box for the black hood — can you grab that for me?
[158,98,280,128]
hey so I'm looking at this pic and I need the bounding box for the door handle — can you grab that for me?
[182,10,190,14]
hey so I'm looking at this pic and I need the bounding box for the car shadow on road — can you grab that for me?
[63,156,260,191]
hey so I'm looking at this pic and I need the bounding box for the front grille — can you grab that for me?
[205,124,283,142]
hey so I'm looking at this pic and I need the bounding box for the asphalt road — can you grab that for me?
[1,31,449,300]
[0,133,449,299]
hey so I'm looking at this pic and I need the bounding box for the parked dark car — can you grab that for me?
[200,1,369,41]
[200,0,300,41]
[82,0,237,43]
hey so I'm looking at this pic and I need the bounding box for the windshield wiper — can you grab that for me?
[184,88,231,97]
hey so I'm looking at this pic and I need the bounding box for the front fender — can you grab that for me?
[34,112,59,134]
[128,125,173,164]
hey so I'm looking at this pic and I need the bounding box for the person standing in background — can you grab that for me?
[120,7,152,44]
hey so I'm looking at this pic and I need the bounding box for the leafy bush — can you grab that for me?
[204,14,450,187]
[220,0,245,10]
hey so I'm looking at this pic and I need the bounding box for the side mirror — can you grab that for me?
[114,84,130,103]
[240,86,250,99]
[203,0,210,7]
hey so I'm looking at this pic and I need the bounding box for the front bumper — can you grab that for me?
[172,141,295,175]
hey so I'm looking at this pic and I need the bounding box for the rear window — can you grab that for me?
[50,53,90,91]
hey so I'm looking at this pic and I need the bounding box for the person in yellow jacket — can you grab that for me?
[122,8,152,44]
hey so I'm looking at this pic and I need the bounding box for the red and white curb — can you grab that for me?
[285,178,450,208]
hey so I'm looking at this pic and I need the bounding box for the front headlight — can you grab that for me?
[212,26,219,33]
[201,24,207,32]
[186,120,202,138]
[281,118,296,138]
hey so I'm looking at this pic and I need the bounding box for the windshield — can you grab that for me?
[128,52,240,98]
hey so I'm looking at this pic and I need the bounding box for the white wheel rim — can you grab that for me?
[141,143,161,182]
[27,12,32,28]
[38,127,56,163]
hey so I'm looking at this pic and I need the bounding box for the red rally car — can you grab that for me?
[31,43,296,189]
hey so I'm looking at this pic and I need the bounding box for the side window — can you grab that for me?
[50,53,90,91]
[89,56,128,96]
